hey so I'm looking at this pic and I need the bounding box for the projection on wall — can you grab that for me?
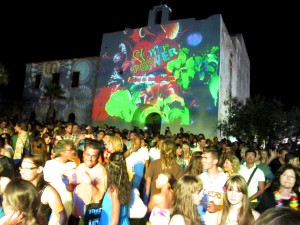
[92,15,220,136]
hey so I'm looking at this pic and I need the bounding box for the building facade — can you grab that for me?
[23,5,249,138]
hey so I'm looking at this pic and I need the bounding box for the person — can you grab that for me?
[218,175,260,225]
[148,136,164,162]
[252,207,300,225]
[238,149,265,209]
[43,140,77,219]
[0,155,15,219]
[269,147,289,174]
[199,147,228,225]
[67,139,107,224]
[0,178,45,225]
[31,136,50,163]
[169,175,203,225]
[285,152,300,169]
[175,143,186,170]
[184,154,203,177]
[20,154,67,225]
[254,149,274,189]
[148,172,176,225]
[145,139,183,201]
[100,152,131,225]
[222,153,240,177]
[256,164,300,213]
[13,120,31,171]
[0,134,14,159]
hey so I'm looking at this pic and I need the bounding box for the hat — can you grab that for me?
[241,147,249,153]
[86,125,92,130]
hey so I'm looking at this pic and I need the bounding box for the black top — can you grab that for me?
[257,188,300,213]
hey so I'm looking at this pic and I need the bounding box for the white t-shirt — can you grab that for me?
[199,171,228,225]
[43,159,76,218]
[148,147,161,161]
[238,164,265,200]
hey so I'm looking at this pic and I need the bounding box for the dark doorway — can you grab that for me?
[68,113,76,123]
[30,111,36,122]
[145,113,161,136]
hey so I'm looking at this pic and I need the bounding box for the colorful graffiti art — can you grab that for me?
[92,15,221,135]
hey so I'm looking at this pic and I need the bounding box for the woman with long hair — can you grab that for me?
[31,136,50,162]
[100,152,131,225]
[184,154,203,177]
[169,175,203,225]
[20,154,67,225]
[218,175,260,225]
[0,178,45,225]
[145,139,183,200]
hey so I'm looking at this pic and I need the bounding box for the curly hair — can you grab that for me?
[223,153,240,175]
[160,139,176,171]
[107,152,131,205]
[172,175,203,225]
[220,175,254,225]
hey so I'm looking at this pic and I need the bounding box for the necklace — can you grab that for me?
[274,190,299,210]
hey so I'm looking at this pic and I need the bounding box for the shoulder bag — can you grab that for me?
[84,199,103,225]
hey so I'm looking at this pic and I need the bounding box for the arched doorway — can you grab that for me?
[68,113,76,123]
[145,113,161,136]
[30,111,36,122]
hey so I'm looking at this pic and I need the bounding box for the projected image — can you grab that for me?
[92,16,220,133]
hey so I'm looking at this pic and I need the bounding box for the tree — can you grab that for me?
[42,83,66,122]
[0,63,9,86]
[217,96,290,146]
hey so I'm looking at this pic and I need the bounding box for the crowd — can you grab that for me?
[0,118,300,225]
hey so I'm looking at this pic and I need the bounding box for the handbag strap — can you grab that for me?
[247,167,258,186]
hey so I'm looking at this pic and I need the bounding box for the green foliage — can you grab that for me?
[217,96,296,145]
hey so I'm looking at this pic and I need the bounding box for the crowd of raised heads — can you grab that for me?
[0,117,300,225]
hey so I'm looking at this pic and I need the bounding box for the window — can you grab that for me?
[34,74,41,89]
[71,71,80,87]
[52,73,60,84]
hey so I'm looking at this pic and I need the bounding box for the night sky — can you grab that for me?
[0,1,298,108]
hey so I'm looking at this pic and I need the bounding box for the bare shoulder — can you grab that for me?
[44,184,60,196]
[169,214,185,225]
[252,209,260,220]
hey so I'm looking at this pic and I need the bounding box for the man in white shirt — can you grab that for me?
[67,139,107,224]
[199,147,228,225]
[239,149,265,208]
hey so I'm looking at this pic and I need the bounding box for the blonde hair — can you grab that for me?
[172,175,203,225]
[109,136,124,152]
[160,139,176,171]
[223,153,240,175]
